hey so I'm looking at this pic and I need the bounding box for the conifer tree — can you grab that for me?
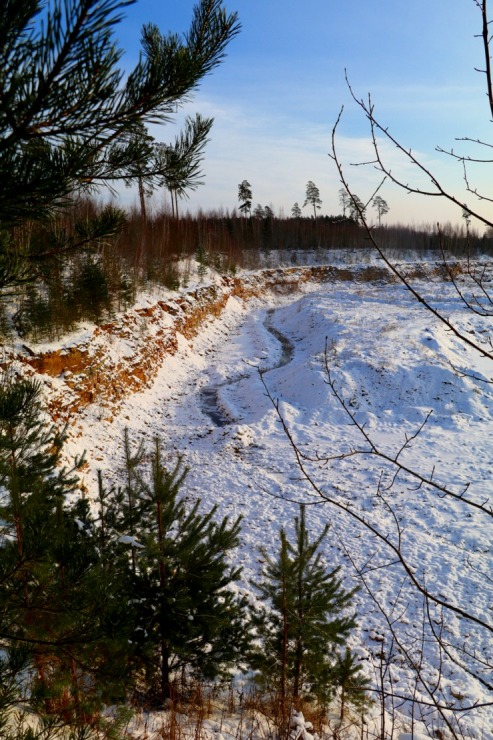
[155,113,214,218]
[121,436,250,704]
[303,181,322,218]
[371,195,390,226]
[291,202,302,218]
[238,180,253,216]
[348,193,366,223]
[0,0,240,286]
[335,647,371,723]
[0,375,134,730]
[338,187,351,217]
[121,122,157,222]
[251,506,359,708]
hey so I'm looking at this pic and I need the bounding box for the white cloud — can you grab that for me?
[142,92,491,227]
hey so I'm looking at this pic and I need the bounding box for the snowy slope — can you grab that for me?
[23,260,493,737]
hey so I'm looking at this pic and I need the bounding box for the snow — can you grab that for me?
[118,534,144,548]
[16,256,493,737]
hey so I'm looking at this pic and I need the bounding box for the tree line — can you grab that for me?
[6,206,487,344]
[238,180,390,224]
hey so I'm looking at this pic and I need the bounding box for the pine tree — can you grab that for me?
[155,113,214,218]
[291,202,302,218]
[338,187,351,218]
[303,181,322,218]
[121,435,250,704]
[121,122,157,222]
[348,193,366,223]
[371,195,390,226]
[334,647,371,723]
[238,180,253,216]
[251,506,358,708]
[0,375,135,730]
[0,0,240,287]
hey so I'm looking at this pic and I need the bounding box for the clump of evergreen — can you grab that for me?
[0,374,370,734]
[0,374,133,733]
[250,505,369,722]
[114,433,251,705]
[0,387,252,728]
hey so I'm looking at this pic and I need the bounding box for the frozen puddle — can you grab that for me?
[199,309,295,426]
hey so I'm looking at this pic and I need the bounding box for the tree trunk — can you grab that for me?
[156,496,172,703]
[280,569,288,717]
[160,632,173,701]
[339,686,346,724]
[8,422,23,557]
[138,177,147,222]
[293,638,303,700]
[293,509,305,700]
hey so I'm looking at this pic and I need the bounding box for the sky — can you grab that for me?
[114,0,492,227]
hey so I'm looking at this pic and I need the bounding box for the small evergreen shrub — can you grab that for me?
[250,505,368,720]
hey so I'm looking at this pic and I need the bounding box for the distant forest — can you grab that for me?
[4,197,491,343]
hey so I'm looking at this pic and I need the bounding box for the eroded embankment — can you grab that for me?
[10,264,394,425]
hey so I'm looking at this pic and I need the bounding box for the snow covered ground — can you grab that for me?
[43,257,493,737]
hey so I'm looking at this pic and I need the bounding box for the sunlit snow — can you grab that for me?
[40,256,493,737]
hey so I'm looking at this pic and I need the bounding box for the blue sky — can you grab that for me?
[116,1,491,226]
